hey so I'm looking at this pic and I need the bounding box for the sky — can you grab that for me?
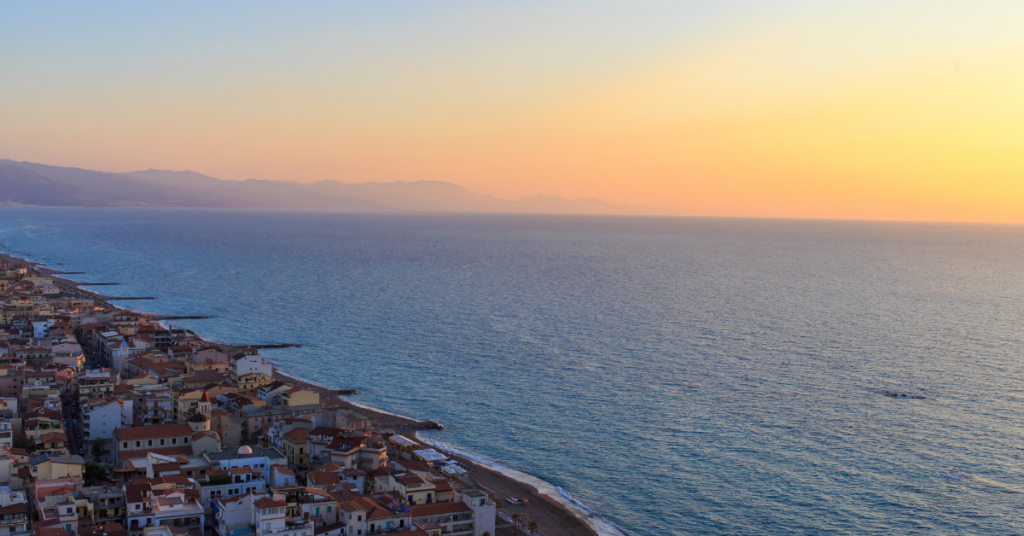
[2,1,1023,223]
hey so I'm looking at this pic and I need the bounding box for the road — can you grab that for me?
[62,395,85,458]
[497,510,545,536]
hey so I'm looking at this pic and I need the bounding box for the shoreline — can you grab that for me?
[271,367,612,536]
[2,247,607,536]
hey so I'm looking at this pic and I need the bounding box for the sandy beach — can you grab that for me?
[272,369,599,536]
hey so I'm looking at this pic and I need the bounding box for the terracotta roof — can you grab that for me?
[38,432,67,444]
[115,423,192,440]
[283,428,310,442]
[121,446,194,459]
[431,479,454,492]
[253,499,287,509]
[308,472,341,485]
[124,484,151,504]
[0,503,27,515]
[314,522,346,536]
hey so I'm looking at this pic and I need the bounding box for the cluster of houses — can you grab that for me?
[0,258,496,536]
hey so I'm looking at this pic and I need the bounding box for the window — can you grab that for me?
[327,506,331,513]
[160,439,165,445]
[136,441,141,447]
[123,442,128,448]
[172,438,177,444]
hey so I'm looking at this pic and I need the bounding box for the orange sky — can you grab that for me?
[2,2,1023,222]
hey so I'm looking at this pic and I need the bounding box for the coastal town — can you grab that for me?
[0,254,595,536]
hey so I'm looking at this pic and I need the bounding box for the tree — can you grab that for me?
[481,532,491,536]
[84,461,108,485]
[91,438,105,460]
[13,435,36,453]
[206,474,232,486]
[511,513,520,536]
[528,520,538,536]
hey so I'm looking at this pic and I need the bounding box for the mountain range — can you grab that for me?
[0,160,671,216]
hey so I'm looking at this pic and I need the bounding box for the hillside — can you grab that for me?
[0,160,665,215]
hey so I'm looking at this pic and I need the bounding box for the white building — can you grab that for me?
[230,354,274,384]
[253,498,312,536]
[456,490,496,536]
[81,397,126,443]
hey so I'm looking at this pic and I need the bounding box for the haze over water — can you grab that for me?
[2,207,1023,535]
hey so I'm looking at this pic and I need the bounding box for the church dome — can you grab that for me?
[238,446,253,455]
[188,412,210,423]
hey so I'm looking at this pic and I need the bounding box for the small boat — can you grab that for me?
[505,497,523,505]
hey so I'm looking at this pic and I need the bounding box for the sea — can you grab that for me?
[1,207,1022,536]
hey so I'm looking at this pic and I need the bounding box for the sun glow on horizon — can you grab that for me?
[1,1,1023,223]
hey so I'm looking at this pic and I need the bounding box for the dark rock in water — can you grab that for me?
[336,389,358,395]
[422,421,444,430]
[883,391,926,400]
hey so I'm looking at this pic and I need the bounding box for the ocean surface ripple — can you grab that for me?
[2,207,1023,536]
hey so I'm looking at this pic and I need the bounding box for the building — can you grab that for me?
[198,466,265,511]
[29,454,85,482]
[253,498,313,536]
[0,485,30,536]
[230,355,273,387]
[410,503,474,536]
[453,490,495,536]
[81,485,126,526]
[124,482,204,536]
[36,433,68,455]
[376,472,436,506]
[81,397,127,443]
[0,367,23,400]
[77,370,119,404]
[113,424,194,468]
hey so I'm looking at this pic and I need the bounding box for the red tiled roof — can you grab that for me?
[253,499,287,509]
[38,432,67,444]
[308,472,341,485]
[283,428,310,442]
[115,423,192,441]
[0,503,27,515]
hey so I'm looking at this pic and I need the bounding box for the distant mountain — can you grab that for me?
[0,160,668,215]
[0,164,95,206]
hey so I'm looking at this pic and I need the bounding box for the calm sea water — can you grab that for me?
[2,207,1023,536]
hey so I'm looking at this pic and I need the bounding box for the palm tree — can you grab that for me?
[528,520,538,536]
[481,532,491,536]
[511,513,520,536]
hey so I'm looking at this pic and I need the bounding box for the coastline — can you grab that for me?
[271,368,609,536]
[2,248,606,536]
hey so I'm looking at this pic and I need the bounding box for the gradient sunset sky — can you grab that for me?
[2,1,1022,223]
